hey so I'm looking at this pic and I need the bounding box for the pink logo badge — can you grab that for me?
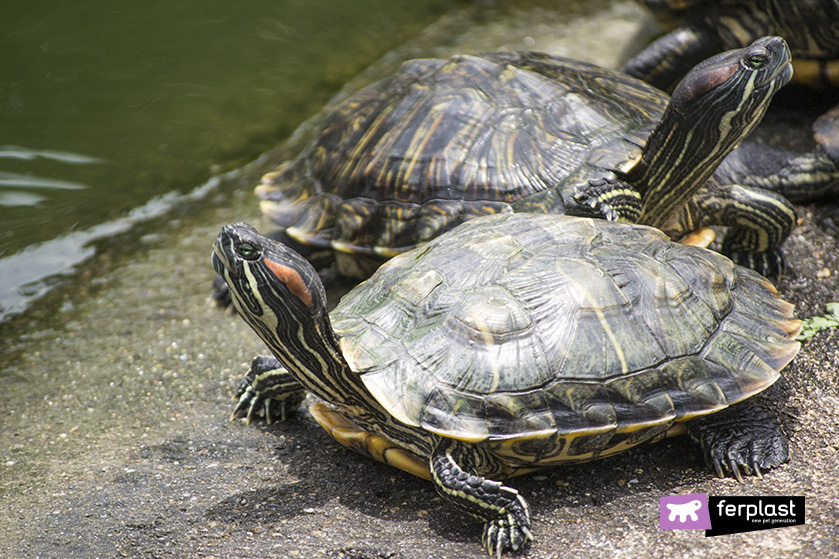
[660,492,712,530]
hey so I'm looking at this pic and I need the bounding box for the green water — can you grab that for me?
[0,0,467,319]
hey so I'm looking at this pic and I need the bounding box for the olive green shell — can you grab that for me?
[329,214,800,464]
[258,52,666,265]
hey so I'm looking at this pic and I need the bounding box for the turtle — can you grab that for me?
[212,214,801,556]
[625,0,839,92]
[249,36,794,282]
[625,1,839,203]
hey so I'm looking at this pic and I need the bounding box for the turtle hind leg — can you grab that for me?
[430,438,532,557]
[231,355,307,425]
[685,398,789,484]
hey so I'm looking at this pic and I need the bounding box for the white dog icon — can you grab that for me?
[666,499,703,522]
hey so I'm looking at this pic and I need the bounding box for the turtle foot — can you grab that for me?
[231,356,306,425]
[570,177,642,223]
[430,439,533,557]
[686,400,789,483]
[481,499,533,558]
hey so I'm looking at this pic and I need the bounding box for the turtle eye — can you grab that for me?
[743,53,768,70]
[237,242,261,260]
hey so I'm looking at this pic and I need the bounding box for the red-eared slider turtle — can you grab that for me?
[625,2,839,204]
[626,0,839,91]
[212,214,801,556]
[251,36,793,280]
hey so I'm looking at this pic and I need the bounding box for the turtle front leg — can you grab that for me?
[711,184,795,278]
[676,180,797,277]
[685,398,789,484]
[570,177,643,223]
[231,355,307,424]
[430,438,532,557]
[514,176,643,223]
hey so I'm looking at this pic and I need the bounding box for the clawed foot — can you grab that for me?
[570,178,642,223]
[431,439,533,557]
[697,423,789,483]
[687,400,790,483]
[481,495,534,558]
[230,356,307,424]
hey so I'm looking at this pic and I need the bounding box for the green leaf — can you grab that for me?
[796,302,839,341]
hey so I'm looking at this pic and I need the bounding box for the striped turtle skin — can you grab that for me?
[213,214,801,557]
[626,0,839,91]
[626,0,839,206]
[254,37,793,280]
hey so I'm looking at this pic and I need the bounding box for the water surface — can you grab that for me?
[0,0,461,320]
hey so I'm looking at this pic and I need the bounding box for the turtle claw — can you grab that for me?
[711,449,770,483]
[729,458,745,484]
[230,384,259,424]
[229,356,307,425]
[712,457,725,479]
[479,491,532,557]
[264,399,275,425]
[752,459,763,479]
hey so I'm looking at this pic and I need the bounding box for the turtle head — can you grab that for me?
[669,35,792,120]
[213,223,329,332]
[214,223,360,407]
[637,36,792,227]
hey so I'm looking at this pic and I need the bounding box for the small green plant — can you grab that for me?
[796,302,839,341]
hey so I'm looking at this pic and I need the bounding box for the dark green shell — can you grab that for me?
[258,52,666,263]
[331,214,800,463]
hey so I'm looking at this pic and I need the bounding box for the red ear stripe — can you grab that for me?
[677,63,738,103]
[264,258,313,307]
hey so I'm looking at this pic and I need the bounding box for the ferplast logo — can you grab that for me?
[705,496,805,536]
[659,494,805,536]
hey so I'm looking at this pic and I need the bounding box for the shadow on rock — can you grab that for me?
[205,482,330,525]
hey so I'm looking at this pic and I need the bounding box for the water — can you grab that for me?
[0,0,463,321]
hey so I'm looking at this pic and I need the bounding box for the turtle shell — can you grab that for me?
[330,214,800,465]
[258,52,666,270]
